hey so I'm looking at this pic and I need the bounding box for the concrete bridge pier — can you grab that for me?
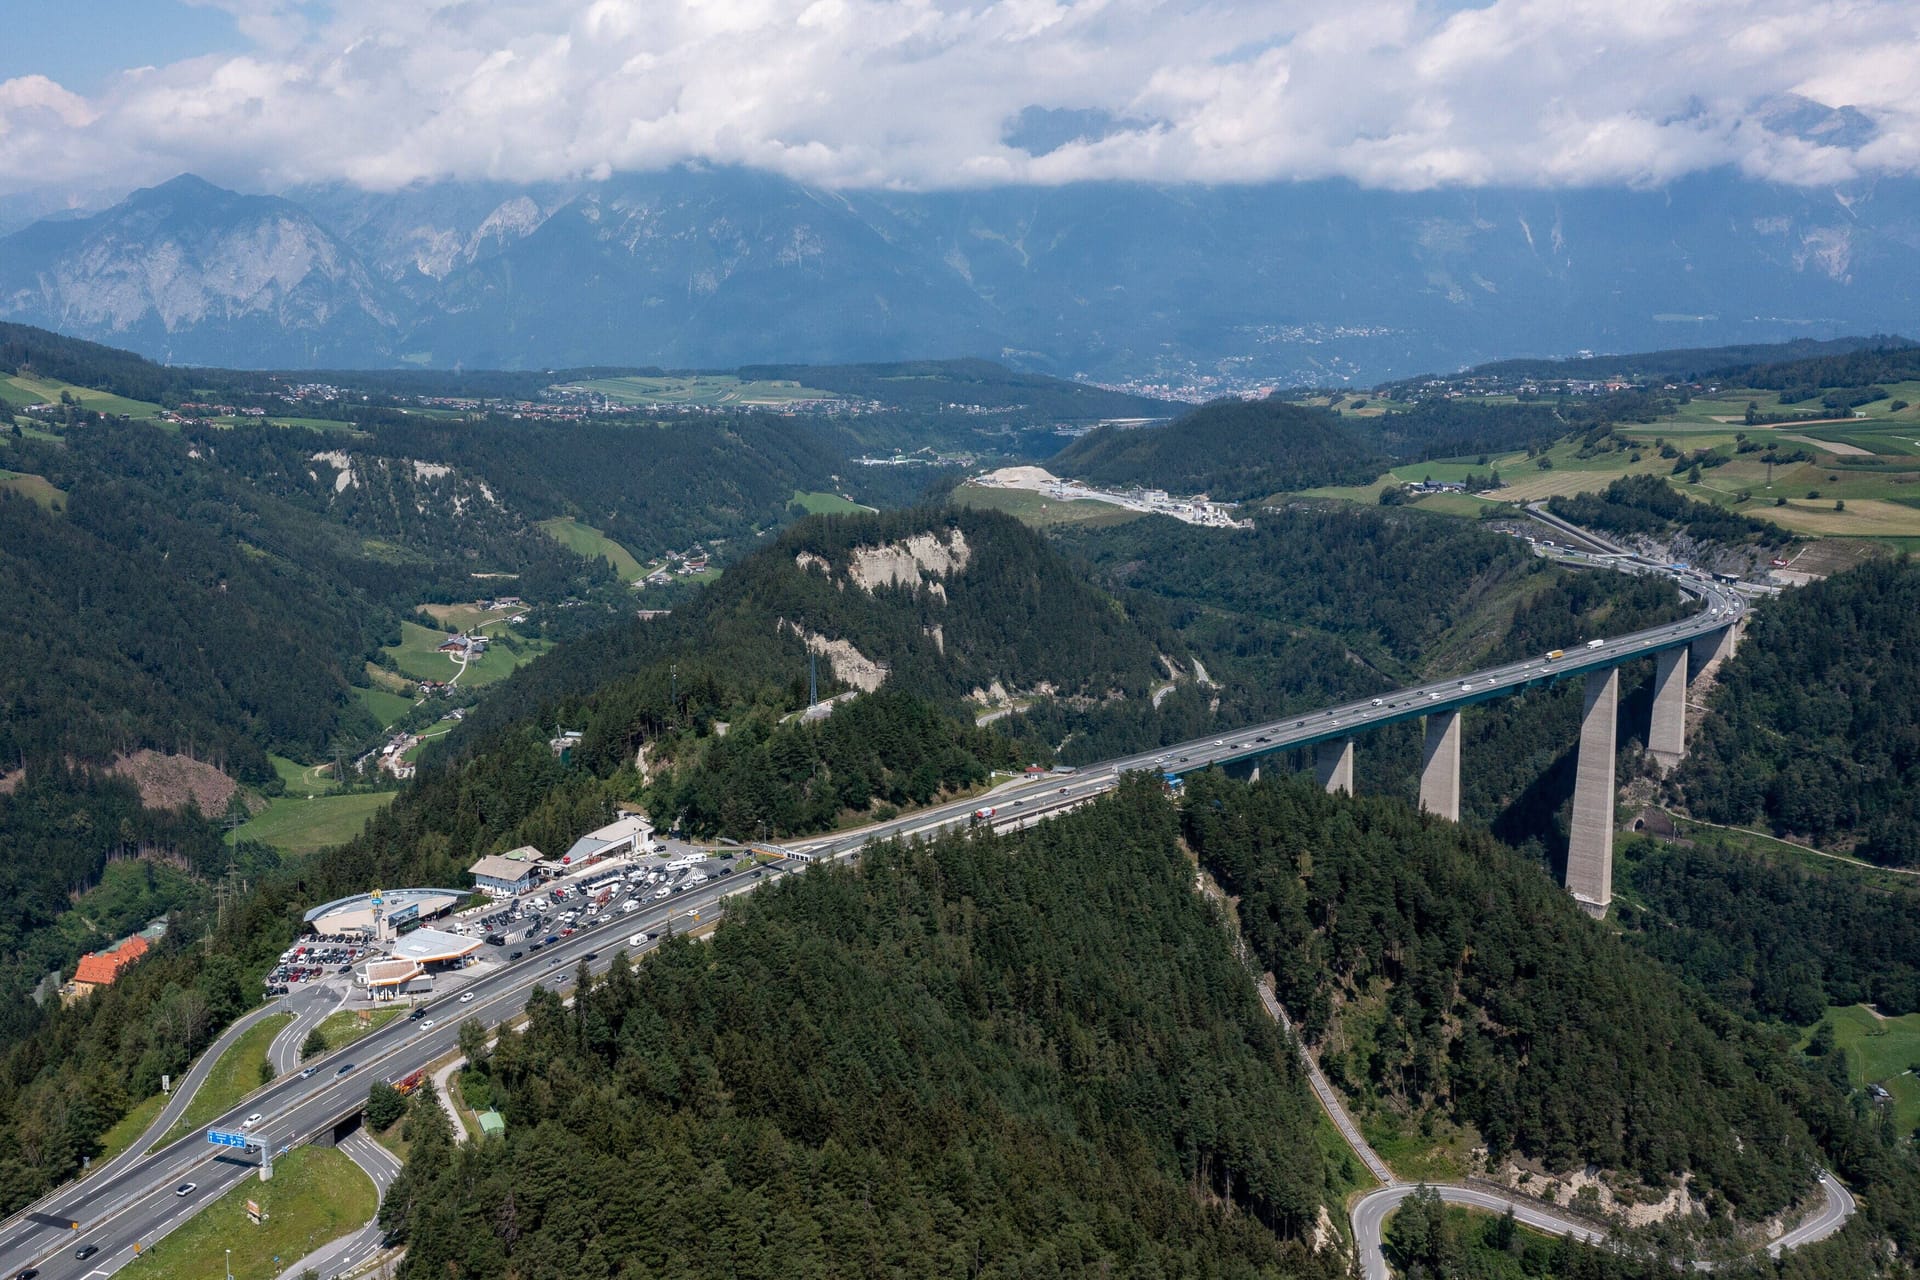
[1315,738,1354,795]
[1419,710,1462,821]
[1647,647,1688,772]
[1689,622,1738,672]
[1567,668,1619,916]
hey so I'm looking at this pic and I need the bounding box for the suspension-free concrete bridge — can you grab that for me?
[0,548,1749,1279]
[788,551,1748,917]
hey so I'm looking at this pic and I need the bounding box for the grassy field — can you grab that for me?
[308,1007,403,1057]
[115,1146,376,1280]
[236,792,394,856]
[791,489,874,515]
[269,753,343,798]
[954,480,1146,528]
[561,373,838,407]
[1808,1005,1920,1135]
[1294,402,1920,543]
[1363,1115,1474,1184]
[0,468,66,512]
[354,683,416,731]
[94,1092,168,1165]
[160,1014,293,1147]
[419,601,515,631]
[1411,491,1498,518]
[384,620,549,688]
[0,372,162,418]
[537,516,645,582]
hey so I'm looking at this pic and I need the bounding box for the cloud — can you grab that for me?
[0,0,1916,197]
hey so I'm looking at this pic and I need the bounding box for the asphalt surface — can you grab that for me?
[270,1132,404,1280]
[0,872,760,1280]
[1350,1171,1856,1279]
[0,554,1760,1279]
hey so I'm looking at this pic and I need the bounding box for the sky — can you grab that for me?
[0,0,1916,199]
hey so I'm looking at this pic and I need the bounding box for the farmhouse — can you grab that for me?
[62,931,155,1003]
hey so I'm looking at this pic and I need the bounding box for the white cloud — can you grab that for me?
[0,0,1916,197]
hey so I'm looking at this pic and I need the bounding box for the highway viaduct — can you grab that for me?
[1248,570,1744,915]
[0,551,1749,1278]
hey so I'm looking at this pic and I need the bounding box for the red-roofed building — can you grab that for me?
[64,934,151,1002]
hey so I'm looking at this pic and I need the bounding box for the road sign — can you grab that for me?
[208,1130,250,1148]
[246,1199,264,1224]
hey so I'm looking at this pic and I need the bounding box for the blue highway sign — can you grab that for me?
[208,1130,249,1148]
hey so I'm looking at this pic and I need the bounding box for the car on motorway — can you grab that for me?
[628,932,649,946]
[299,1066,318,1079]
[544,934,560,945]
[18,1265,40,1278]
[175,1182,196,1196]
[74,1246,99,1260]
[459,991,475,1003]
[242,1112,262,1129]
[510,949,524,960]
[336,1063,355,1076]
[1370,699,1383,706]
[549,956,564,966]
[583,951,599,961]
[409,1008,426,1021]
[420,1019,436,1031]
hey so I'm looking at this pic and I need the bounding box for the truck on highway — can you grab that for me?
[1587,639,1604,649]
[972,807,997,823]
[1546,649,1564,661]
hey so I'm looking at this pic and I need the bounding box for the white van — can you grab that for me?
[628,932,648,947]
[622,899,640,912]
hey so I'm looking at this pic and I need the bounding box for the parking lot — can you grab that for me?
[265,938,369,995]
[453,844,760,964]
[268,841,768,1003]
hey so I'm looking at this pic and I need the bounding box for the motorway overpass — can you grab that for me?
[0,552,1747,1279]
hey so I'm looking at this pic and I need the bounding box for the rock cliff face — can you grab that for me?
[0,175,394,365]
[3,168,1917,380]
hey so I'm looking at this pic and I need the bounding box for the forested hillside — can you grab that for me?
[454,505,1178,756]
[1618,839,1920,1022]
[1548,474,1788,552]
[1673,558,1920,865]
[380,781,1345,1280]
[1183,772,1819,1220]
[364,413,860,557]
[0,420,616,780]
[1033,506,1692,861]
[1704,341,1920,395]
[431,506,1182,838]
[1050,398,1379,500]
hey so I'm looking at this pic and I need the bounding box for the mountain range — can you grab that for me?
[1,168,1916,383]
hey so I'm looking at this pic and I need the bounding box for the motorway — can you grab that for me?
[0,872,762,1280]
[0,553,1752,1280]
[780,558,1748,861]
